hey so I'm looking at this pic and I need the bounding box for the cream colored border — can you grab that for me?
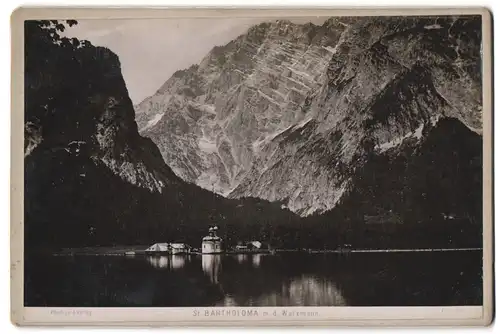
[10,6,494,327]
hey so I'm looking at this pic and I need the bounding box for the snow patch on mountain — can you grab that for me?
[375,123,427,153]
[141,112,164,132]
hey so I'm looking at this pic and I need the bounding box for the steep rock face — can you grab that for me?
[230,64,458,216]
[136,20,345,194]
[24,21,300,251]
[137,16,482,217]
[24,21,183,249]
[302,117,483,249]
[25,21,178,194]
[352,117,482,225]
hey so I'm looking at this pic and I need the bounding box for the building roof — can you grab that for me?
[146,242,191,250]
[202,236,222,241]
[146,243,170,251]
[250,241,262,248]
[172,243,190,249]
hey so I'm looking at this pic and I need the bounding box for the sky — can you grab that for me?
[63,17,329,104]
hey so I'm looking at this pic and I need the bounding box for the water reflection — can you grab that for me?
[262,276,346,306]
[28,252,483,307]
[252,254,262,268]
[147,256,169,269]
[146,256,185,270]
[216,274,346,306]
[234,254,261,267]
[220,295,237,306]
[171,255,185,269]
[143,254,345,306]
[286,275,346,306]
[202,255,222,284]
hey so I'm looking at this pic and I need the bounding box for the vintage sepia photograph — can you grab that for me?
[11,7,493,326]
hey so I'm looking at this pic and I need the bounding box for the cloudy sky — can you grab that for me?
[63,17,328,104]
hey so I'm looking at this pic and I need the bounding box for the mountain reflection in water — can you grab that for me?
[200,254,345,306]
[24,251,483,307]
[218,275,346,306]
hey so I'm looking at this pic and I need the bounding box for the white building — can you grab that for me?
[202,226,223,254]
[145,243,170,253]
[170,243,190,254]
[145,242,191,254]
[249,241,262,249]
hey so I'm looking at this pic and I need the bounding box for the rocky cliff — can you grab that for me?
[135,20,340,195]
[24,20,300,251]
[136,16,483,218]
[24,16,483,252]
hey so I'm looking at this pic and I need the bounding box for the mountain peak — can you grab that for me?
[273,19,293,26]
[135,15,482,216]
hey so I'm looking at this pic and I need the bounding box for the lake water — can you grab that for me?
[24,251,482,307]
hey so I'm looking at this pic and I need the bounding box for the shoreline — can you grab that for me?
[52,247,483,256]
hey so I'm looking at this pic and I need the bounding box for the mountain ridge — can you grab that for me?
[23,18,483,254]
[24,20,302,251]
[136,15,482,217]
